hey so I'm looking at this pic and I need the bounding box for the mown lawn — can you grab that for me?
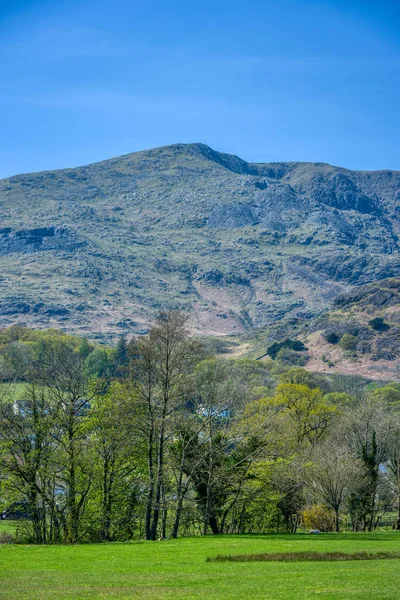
[1,533,400,599]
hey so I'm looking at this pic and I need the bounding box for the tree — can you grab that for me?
[90,383,139,541]
[371,384,400,405]
[114,335,129,378]
[308,442,362,531]
[183,360,277,536]
[272,383,337,448]
[38,339,100,543]
[276,348,308,366]
[84,347,112,379]
[0,383,55,543]
[324,332,340,344]
[345,397,391,531]
[134,311,201,540]
[78,338,92,359]
[384,412,400,530]
[267,339,307,360]
[279,368,318,388]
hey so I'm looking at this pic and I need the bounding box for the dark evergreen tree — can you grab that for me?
[114,335,129,377]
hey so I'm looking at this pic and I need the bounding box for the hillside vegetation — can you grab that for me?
[301,277,400,380]
[230,278,400,381]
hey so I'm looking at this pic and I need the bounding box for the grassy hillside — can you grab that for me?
[239,278,400,380]
[0,143,399,340]
[300,278,400,380]
[1,534,400,599]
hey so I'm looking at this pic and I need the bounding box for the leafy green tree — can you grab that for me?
[39,340,100,543]
[78,338,92,359]
[272,383,337,448]
[0,384,54,543]
[279,368,318,388]
[134,312,202,540]
[85,347,113,379]
[346,397,391,531]
[114,335,129,378]
[90,383,140,541]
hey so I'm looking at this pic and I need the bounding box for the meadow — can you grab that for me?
[0,521,16,534]
[1,533,400,600]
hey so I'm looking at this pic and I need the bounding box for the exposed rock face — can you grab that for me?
[0,143,399,338]
[208,203,258,228]
[0,227,86,255]
[334,278,400,308]
[297,173,379,214]
[0,297,70,317]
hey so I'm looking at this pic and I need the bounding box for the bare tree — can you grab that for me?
[308,441,362,532]
[345,397,391,531]
[385,415,400,529]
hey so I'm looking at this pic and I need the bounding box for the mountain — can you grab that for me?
[0,143,399,340]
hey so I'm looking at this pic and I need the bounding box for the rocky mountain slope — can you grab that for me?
[299,277,400,380]
[0,143,399,340]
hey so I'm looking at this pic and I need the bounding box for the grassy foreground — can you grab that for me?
[1,533,400,599]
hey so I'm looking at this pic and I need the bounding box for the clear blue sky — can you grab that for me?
[1,0,399,177]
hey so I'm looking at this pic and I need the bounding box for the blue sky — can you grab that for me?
[0,0,399,177]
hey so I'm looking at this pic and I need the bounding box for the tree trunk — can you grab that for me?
[160,482,167,540]
[101,456,114,541]
[335,509,340,533]
[171,446,187,538]
[203,419,214,536]
[66,425,77,543]
[150,410,166,540]
[209,516,220,535]
[145,420,155,540]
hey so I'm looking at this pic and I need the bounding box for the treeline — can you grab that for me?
[0,313,400,543]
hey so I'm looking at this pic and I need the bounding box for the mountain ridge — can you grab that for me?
[4,142,400,180]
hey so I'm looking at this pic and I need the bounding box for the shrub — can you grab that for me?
[324,332,340,344]
[339,333,358,352]
[369,317,390,332]
[276,348,309,366]
[267,339,307,360]
[0,532,14,544]
[300,505,336,532]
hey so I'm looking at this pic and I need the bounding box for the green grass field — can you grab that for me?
[1,533,400,599]
[0,521,16,533]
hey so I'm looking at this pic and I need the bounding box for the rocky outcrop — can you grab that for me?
[334,278,400,308]
[208,203,259,228]
[0,297,70,317]
[302,173,378,214]
[0,227,86,255]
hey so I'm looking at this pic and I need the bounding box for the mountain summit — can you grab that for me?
[0,143,399,338]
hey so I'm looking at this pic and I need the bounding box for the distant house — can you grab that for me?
[198,406,230,419]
